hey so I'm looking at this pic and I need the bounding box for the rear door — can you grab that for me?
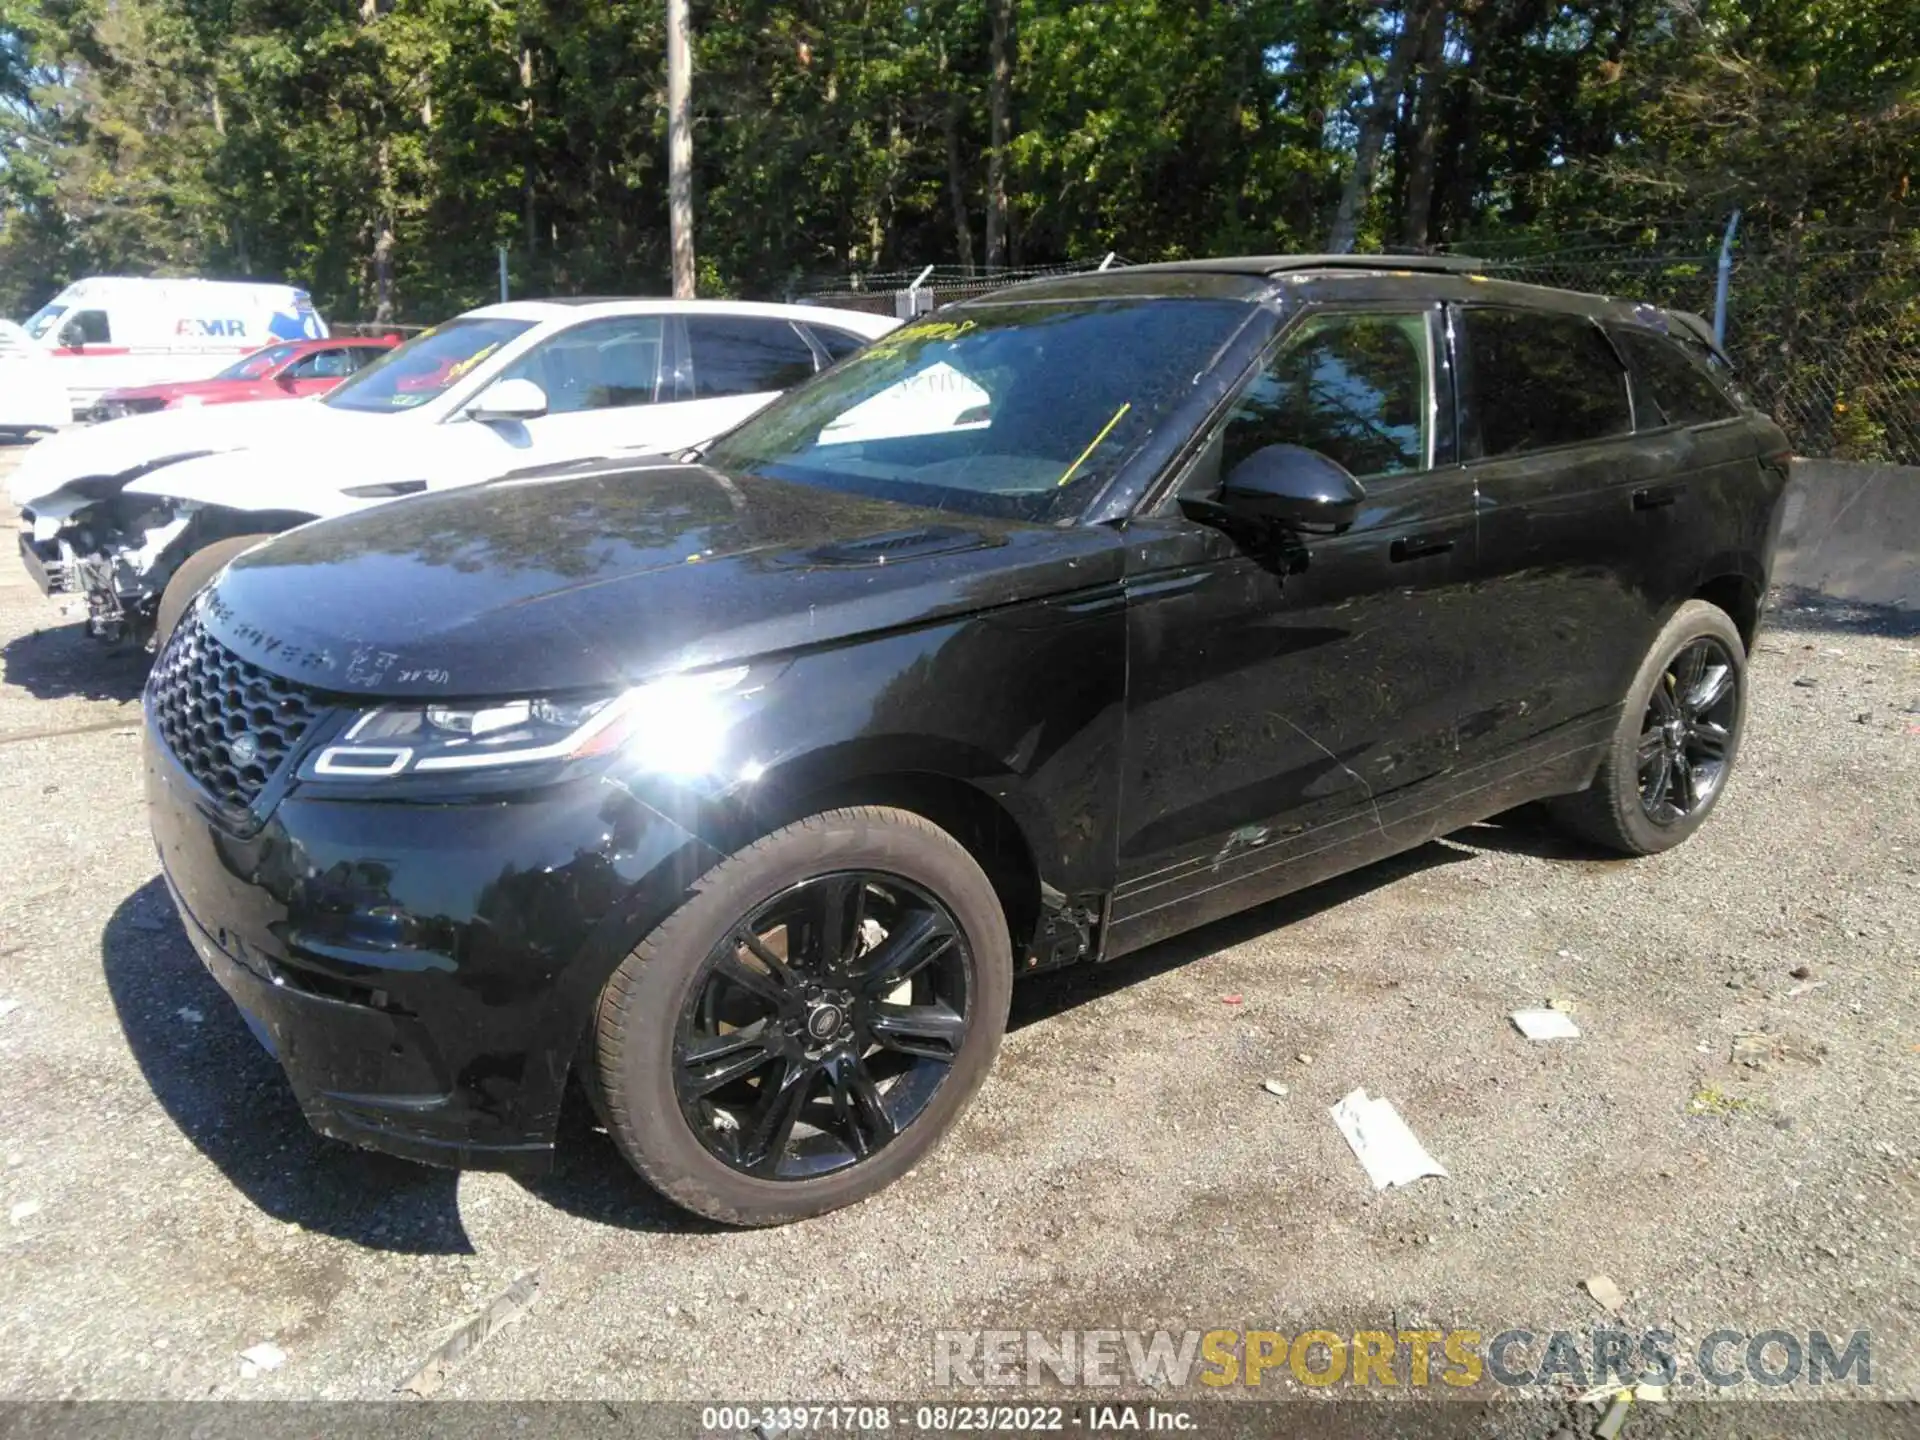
[1452,304,1668,762]
[1607,323,1760,605]
[280,345,365,397]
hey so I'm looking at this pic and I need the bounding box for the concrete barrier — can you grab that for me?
[1774,459,1919,611]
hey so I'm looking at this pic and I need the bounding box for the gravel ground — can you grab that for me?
[0,437,1915,1422]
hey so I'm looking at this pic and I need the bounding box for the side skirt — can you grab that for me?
[1098,714,1615,963]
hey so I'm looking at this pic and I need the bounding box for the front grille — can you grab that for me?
[148,608,329,808]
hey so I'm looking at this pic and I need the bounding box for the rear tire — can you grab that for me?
[1549,599,1747,856]
[152,534,274,650]
[592,806,1012,1226]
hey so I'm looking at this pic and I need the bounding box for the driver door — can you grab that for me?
[1110,306,1481,953]
[493,314,674,459]
[280,345,362,397]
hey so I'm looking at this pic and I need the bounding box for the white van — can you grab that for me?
[0,321,70,435]
[20,277,329,418]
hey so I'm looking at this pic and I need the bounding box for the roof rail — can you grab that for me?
[1121,253,1491,278]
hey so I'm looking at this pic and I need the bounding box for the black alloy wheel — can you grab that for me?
[672,871,974,1182]
[1637,635,1739,825]
[1548,599,1748,856]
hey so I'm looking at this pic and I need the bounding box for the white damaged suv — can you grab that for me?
[12,297,896,646]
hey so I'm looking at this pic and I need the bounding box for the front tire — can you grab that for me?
[1550,599,1747,855]
[592,806,1012,1226]
[151,534,275,650]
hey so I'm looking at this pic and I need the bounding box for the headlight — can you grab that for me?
[306,666,751,780]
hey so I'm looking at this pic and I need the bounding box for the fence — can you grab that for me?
[803,227,1920,466]
[1467,226,1920,467]
[797,256,1128,318]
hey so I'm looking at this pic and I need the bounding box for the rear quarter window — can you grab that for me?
[1612,326,1740,427]
[807,326,871,363]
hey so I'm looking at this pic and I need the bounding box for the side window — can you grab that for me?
[503,315,666,414]
[688,318,819,397]
[1456,307,1631,459]
[1611,327,1739,427]
[1216,312,1433,481]
[65,310,112,345]
[807,325,869,364]
[286,348,355,380]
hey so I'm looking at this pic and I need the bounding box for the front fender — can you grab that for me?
[6,401,267,507]
[569,605,1126,984]
[123,448,347,519]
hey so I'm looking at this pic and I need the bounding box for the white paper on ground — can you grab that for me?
[1511,1008,1582,1041]
[1330,1087,1449,1190]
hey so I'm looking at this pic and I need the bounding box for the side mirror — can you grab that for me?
[58,322,85,350]
[467,376,549,424]
[1215,444,1365,534]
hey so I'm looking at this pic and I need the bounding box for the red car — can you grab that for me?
[96,336,401,418]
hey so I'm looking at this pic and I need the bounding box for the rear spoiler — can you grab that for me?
[1667,309,1733,368]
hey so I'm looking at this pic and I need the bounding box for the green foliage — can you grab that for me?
[0,0,1914,323]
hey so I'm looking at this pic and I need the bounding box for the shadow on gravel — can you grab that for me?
[1764,586,1920,639]
[513,1085,728,1235]
[1009,838,1479,1032]
[102,877,473,1254]
[1443,803,1631,865]
[2,619,149,702]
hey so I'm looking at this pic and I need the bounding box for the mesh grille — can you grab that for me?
[147,608,329,808]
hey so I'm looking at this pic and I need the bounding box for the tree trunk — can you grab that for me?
[1399,0,1449,248]
[1328,0,1429,253]
[373,138,395,323]
[1437,1,1492,239]
[210,85,252,274]
[520,43,537,269]
[938,39,975,275]
[984,0,1013,269]
[666,0,695,297]
[944,101,976,274]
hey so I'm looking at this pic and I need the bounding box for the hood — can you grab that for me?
[202,461,1123,697]
[7,399,382,508]
[103,379,268,404]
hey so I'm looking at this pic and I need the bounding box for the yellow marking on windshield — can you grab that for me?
[1056,402,1132,487]
[444,342,500,382]
[857,317,977,364]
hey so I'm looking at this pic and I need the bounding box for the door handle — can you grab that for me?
[1633,485,1682,511]
[1390,535,1455,563]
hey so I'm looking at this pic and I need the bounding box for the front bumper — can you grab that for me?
[17,528,74,597]
[145,718,718,1173]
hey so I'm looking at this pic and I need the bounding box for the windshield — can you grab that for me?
[703,298,1254,521]
[324,317,533,413]
[23,305,66,340]
[216,343,300,381]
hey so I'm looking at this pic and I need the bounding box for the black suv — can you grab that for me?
[143,257,1790,1224]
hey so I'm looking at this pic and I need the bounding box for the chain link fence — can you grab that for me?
[1464,227,1920,466]
[797,256,1129,318]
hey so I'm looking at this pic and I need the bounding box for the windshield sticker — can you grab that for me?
[1056,401,1132,486]
[858,317,977,364]
[444,343,501,383]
